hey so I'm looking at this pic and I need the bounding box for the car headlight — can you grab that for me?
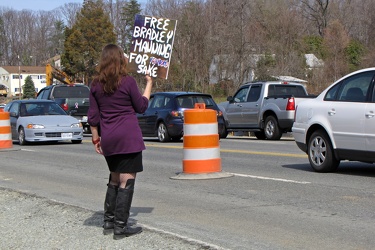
[27,124,45,129]
[71,123,82,128]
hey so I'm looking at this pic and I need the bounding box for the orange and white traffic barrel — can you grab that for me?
[171,103,232,180]
[0,109,13,149]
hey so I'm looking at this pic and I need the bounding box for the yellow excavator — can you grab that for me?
[0,84,8,97]
[45,63,73,86]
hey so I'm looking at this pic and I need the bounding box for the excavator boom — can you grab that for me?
[46,64,72,86]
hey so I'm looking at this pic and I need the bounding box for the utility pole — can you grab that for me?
[18,55,21,100]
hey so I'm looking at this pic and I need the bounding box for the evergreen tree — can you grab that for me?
[303,36,326,59]
[345,40,365,71]
[121,0,141,53]
[62,0,116,84]
[23,76,36,99]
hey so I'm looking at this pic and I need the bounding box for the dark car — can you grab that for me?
[36,84,91,133]
[137,92,227,142]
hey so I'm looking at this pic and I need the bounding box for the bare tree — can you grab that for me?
[301,0,330,36]
[1,0,375,95]
[208,0,253,87]
[0,8,60,66]
[323,19,350,82]
[105,0,128,49]
[59,3,82,28]
[34,11,60,65]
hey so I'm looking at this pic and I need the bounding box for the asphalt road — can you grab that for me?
[1,134,375,249]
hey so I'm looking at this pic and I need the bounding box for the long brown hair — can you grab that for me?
[97,44,128,94]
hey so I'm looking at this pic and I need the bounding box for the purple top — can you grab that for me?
[88,75,149,156]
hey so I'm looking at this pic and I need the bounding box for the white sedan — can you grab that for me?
[4,100,83,145]
[292,67,375,172]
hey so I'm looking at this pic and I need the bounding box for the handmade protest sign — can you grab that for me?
[127,14,177,79]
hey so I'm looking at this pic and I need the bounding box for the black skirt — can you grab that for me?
[105,151,143,173]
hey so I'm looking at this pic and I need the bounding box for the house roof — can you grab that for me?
[1,66,46,74]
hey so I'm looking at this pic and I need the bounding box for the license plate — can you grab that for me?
[61,133,73,139]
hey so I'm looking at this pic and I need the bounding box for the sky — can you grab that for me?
[0,0,84,11]
[0,0,147,11]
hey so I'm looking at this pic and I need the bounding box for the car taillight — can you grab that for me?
[170,110,182,117]
[61,103,69,111]
[286,97,295,111]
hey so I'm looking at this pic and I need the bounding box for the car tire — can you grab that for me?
[219,127,228,139]
[254,131,266,140]
[18,127,27,145]
[308,130,339,172]
[157,122,170,142]
[83,126,91,134]
[264,116,282,140]
[71,140,82,144]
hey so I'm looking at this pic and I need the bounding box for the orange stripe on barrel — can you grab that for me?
[0,111,13,149]
[183,134,219,148]
[183,158,222,174]
[0,126,11,133]
[0,140,12,148]
[184,109,217,124]
[0,112,10,120]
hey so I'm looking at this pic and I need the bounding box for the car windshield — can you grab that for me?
[177,95,215,108]
[20,102,67,116]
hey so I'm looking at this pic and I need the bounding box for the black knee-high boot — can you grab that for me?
[113,179,142,240]
[103,183,118,235]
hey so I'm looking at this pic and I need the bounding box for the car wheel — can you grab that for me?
[71,140,82,144]
[18,127,27,145]
[308,130,339,172]
[83,126,91,134]
[157,122,170,142]
[219,127,228,139]
[264,116,282,140]
[254,131,266,140]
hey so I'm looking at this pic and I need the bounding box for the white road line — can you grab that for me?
[231,173,311,184]
[20,149,35,152]
[141,224,231,250]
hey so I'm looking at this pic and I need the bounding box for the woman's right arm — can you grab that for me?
[129,75,153,113]
[142,74,153,100]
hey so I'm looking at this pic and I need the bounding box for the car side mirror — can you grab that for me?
[227,96,234,103]
[10,112,17,117]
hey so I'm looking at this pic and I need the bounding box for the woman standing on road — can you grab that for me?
[88,44,153,240]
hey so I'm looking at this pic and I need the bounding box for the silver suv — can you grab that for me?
[292,68,375,172]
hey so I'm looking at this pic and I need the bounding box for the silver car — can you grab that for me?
[4,100,83,145]
[292,67,375,172]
